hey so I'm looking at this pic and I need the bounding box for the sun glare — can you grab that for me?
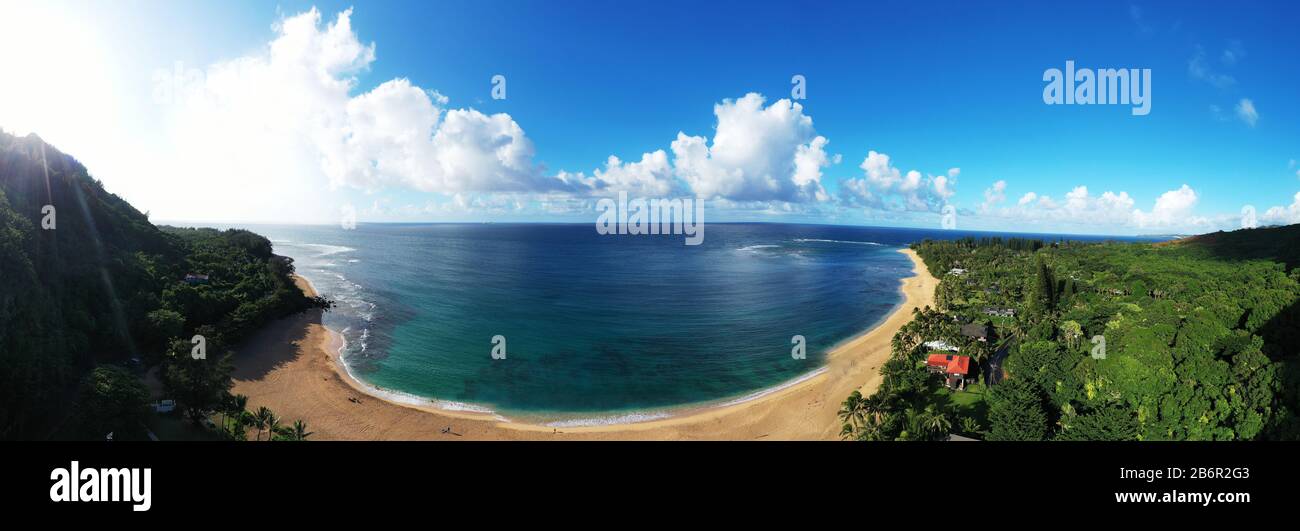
[0,2,119,146]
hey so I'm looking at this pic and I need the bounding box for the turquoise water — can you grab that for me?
[249,224,939,421]
[235,223,1161,421]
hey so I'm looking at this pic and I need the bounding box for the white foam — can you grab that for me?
[331,331,508,421]
[544,411,672,428]
[714,367,827,408]
[433,400,500,415]
[302,243,357,256]
[540,368,827,427]
[737,244,780,252]
[793,238,883,246]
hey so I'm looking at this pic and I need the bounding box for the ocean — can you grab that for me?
[240,222,1160,424]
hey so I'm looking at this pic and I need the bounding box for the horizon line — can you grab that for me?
[152,219,1194,240]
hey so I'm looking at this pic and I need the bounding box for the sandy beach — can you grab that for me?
[230,248,938,440]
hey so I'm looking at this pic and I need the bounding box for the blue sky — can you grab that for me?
[1,0,1297,234]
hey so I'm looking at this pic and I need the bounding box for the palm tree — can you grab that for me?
[286,420,313,441]
[900,407,922,441]
[838,391,868,435]
[920,405,952,439]
[860,393,886,426]
[854,419,886,441]
[251,406,272,441]
[264,411,281,441]
[225,394,249,438]
[218,394,231,436]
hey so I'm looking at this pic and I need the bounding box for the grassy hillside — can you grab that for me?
[1157,224,1300,271]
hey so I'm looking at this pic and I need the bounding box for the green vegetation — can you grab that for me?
[839,306,991,441]
[0,130,329,440]
[73,366,151,440]
[842,231,1300,441]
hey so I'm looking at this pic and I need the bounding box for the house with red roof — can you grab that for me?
[926,353,971,390]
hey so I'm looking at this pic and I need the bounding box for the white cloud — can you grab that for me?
[556,150,676,197]
[838,150,956,212]
[859,150,903,190]
[1132,184,1200,227]
[669,93,833,202]
[793,136,837,202]
[1261,192,1300,225]
[980,183,1216,232]
[317,78,553,193]
[1235,98,1258,127]
[980,180,1006,213]
[153,8,580,222]
[551,92,841,208]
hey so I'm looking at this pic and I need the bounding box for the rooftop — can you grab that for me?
[926,353,971,375]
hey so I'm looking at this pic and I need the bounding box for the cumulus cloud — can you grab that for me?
[543,92,844,208]
[555,150,676,197]
[669,93,835,202]
[1132,184,1201,227]
[318,78,559,193]
[1261,192,1300,225]
[979,183,1217,231]
[837,151,956,212]
[1235,98,1258,127]
[148,8,919,219]
[157,7,580,222]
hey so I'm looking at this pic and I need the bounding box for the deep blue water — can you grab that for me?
[232,223,1162,421]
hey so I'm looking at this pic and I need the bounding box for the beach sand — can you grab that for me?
[230,248,938,440]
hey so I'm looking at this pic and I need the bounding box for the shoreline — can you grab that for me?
[230,247,938,440]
